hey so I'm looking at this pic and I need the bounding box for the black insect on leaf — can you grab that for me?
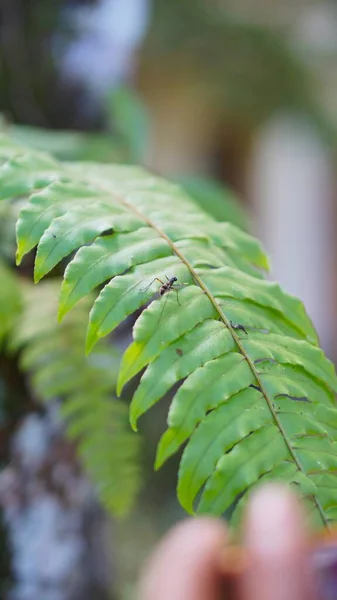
[230,320,248,334]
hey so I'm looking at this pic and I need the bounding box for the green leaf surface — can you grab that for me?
[244,333,337,391]
[197,426,288,515]
[200,267,318,344]
[86,256,190,352]
[176,388,271,511]
[59,227,170,318]
[146,353,255,448]
[118,290,221,394]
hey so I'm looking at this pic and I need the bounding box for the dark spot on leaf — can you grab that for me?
[101,228,114,237]
[293,432,328,439]
[250,384,261,392]
[254,357,277,365]
[52,233,56,239]
[193,262,218,269]
[275,393,311,403]
[176,348,183,357]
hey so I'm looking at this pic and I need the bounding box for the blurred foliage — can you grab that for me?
[1,86,150,163]
[1,0,335,143]
[0,258,142,516]
[1,85,250,227]
[1,0,335,175]
[0,84,148,162]
[139,0,335,142]
[0,261,22,346]
[0,200,18,262]
[107,87,150,164]
[5,123,124,163]
[177,175,248,230]
[8,281,141,516]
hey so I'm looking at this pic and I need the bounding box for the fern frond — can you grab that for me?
[8,281,141,516]
[2,134,337,527]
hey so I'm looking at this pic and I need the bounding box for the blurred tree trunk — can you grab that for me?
[0,409,116,600]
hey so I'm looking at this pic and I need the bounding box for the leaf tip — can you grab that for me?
[116,377,124,397]
[15,249,22,266]
[130,417,138,433]
[57,292,70,323]
[85,339,94,355]
[264,255,271,272]
[85,326,99,355]
[156,433,173,469]
[154,450,164,471]
[177,485,194,516]
[57,306,65,323]
[15,236,26,265]
[33,268,42,283]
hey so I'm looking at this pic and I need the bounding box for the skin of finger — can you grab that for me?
[138,517,227,600]
[240,484,319,600]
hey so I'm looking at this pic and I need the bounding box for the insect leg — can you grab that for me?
[140,277,164,293]
[173,287,181,306]
[157,290,170,325]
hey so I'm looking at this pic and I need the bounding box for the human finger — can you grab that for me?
[138,517,227,600]
[240,484,318,600]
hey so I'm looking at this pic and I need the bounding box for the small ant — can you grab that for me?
[230,321,248,335]
[142,275,182,305]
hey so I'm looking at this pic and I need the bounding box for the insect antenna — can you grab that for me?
[173,287,181,306]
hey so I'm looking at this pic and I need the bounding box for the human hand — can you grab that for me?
[138,484,320,600]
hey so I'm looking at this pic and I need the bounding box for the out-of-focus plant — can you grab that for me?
[177,176,248,230]
[139,0,336,144]
[106,87,150,164]
[0,255,141,516]
[0,85,149,164]
[9,280,141,516]
[2,85,250,225]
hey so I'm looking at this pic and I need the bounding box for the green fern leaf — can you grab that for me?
[1,134,337,527]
